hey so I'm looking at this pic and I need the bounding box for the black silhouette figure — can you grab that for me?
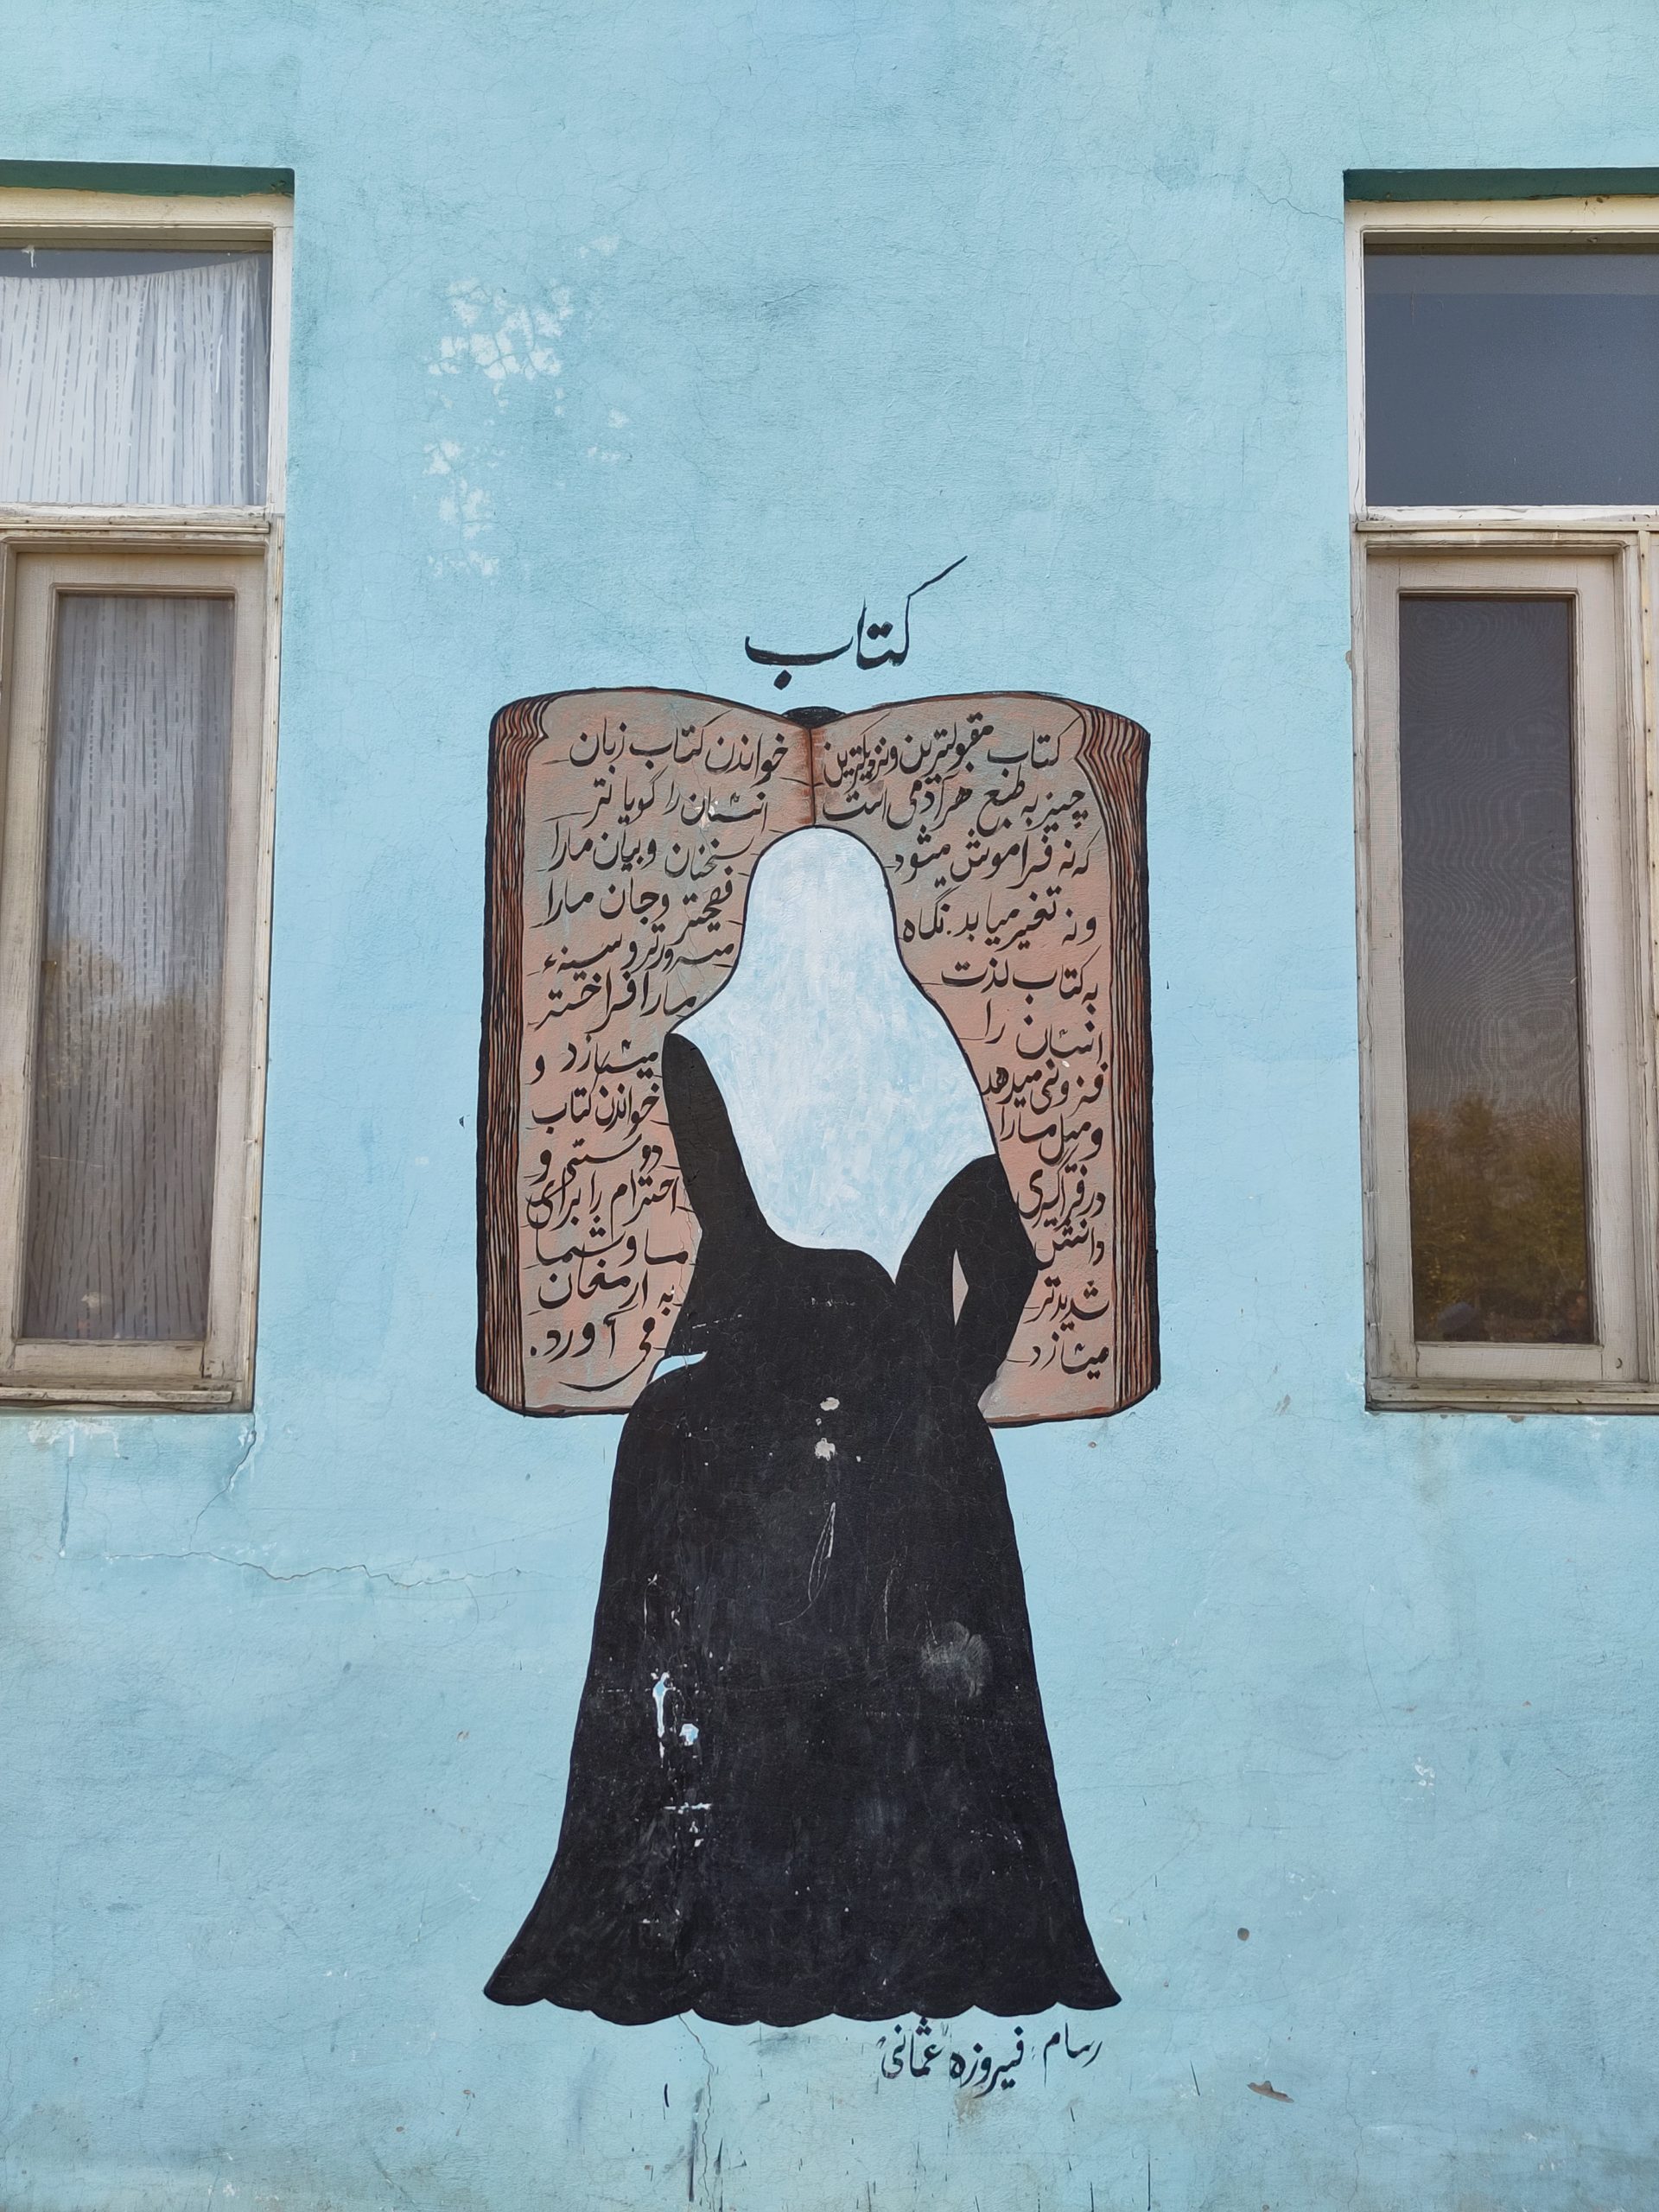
[486,1027,1118,2026]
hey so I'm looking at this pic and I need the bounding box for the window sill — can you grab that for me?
[1367,1376,1659,1414]
[0,1384,242,1412]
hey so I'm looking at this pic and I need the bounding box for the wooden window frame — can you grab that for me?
[1349,195,1659,1410]
[0,187,290,1409]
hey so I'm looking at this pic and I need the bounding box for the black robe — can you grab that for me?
[486,1032,1117,2026]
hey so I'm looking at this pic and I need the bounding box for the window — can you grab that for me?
[1350,184,1659,1409]
[0,178,290,1408]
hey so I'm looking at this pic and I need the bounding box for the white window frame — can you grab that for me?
[1350,194,1659,1411]
[0,185,291,1409]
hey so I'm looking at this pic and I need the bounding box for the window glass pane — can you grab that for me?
[1365,249,1659,505]
[1399,596,1592,1344]
[22,594,232,1341]
[0,250,270,504]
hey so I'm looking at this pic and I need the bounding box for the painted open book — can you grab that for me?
[477,689,1156,1424]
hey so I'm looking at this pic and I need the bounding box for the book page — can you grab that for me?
[479,690,810,1411]
[814,694,1156,1421]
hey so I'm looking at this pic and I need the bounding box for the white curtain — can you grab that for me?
[22,596,232,1341]
[0,252,270,505]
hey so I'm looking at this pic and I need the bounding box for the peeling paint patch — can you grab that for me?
[651,1671,673,1758]
[421,278,581,568]
[920,1623,992,1701]
[424,438,497,575]
[28,1416,118,1453]
[429,278,570,399]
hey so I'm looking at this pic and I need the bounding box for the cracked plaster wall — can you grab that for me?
[3,3,1659,2208]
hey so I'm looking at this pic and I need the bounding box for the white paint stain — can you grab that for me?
[678,1722,699,1745]
[814,1437,836,1461]
[651,1671,673,1758]
[821,1396,839,1411]
[1414,1758,1434,1790]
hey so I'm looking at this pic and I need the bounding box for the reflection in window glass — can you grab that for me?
[1365,250,1659,505]
[1398,597,1592,1344]
[22,594,232,1341]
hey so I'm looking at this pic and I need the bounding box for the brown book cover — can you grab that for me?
[478,688,1155,1424]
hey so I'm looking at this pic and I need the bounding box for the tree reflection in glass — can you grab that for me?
[1398,595,1593,1344]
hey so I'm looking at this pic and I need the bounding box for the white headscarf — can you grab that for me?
[677,828,995,1280]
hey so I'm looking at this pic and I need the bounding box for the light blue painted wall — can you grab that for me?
[3,4,1657,2206]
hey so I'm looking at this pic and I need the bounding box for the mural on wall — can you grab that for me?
[477,689,1156,2027]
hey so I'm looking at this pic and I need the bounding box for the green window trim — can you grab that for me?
[0,162,292,198]
[1347,168,1659,204]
